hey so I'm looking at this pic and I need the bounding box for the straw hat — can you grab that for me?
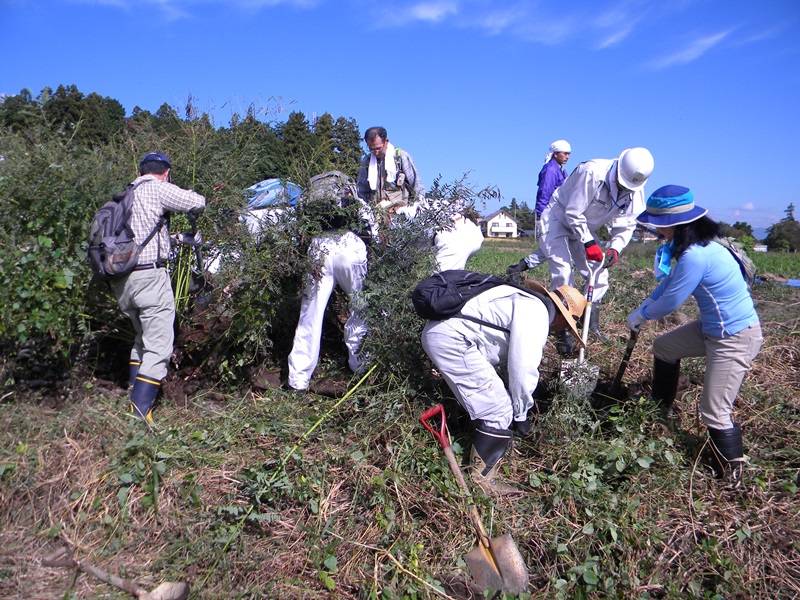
[523,278,587,347]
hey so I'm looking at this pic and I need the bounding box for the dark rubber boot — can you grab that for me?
[588,304,612,345]
[129,360,140,389]
[130,375,160,423]
[470,424,521,496]
[707,424,745,487]
[652,358,681,415]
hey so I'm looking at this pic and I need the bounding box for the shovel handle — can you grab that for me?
[420,403,449,450]
[610,328,639,396]
[420,404,492,543]
[420,404,470,493]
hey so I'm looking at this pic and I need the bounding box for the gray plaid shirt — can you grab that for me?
[129,175,206,264]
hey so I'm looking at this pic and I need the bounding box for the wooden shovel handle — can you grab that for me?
[421,404,492,545]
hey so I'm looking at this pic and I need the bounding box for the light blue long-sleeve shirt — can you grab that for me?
[642,241,758,338]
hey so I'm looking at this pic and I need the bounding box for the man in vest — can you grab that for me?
[420,278,586,495]
[357,126,483,271]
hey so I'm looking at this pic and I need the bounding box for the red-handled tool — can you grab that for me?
[419,404,528,595]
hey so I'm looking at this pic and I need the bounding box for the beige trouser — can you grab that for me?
[114,268,175,381]
[653,320,763,429]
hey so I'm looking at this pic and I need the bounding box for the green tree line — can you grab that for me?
[0,84,487,387]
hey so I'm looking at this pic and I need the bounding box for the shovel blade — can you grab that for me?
[560,358,600,398]
[464,534,529,595]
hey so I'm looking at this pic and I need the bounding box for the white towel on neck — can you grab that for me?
[368,142,398,191]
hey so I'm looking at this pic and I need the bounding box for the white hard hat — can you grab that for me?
[617,147,654,190]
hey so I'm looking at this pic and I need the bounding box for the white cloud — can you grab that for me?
[741,202,756,211]
[409,1,458,23]
[648,30,732,70]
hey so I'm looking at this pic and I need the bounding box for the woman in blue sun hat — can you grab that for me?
[626,185,763,486]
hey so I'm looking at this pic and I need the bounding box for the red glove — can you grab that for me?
[605,248,619,267]
[584,241,603,262]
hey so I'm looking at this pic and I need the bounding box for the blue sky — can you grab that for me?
[2,0,799,235]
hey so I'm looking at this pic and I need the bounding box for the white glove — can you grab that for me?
[627,307,646,332]
[174,231,203,247]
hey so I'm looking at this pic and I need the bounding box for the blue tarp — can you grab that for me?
[246,178,302,209]
[786,279,800,287]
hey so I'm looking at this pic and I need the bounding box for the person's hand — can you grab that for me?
[605,248,619,267]
[174,231,203,247]
[627,307,646,332]
[584,241,603,262]
[506,259,528,275]
[511,418,533,437]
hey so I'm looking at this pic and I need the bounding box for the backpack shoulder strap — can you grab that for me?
[126,179,167,249]
[453,313,510,334]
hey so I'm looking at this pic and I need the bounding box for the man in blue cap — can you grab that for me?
[113,152,205,422]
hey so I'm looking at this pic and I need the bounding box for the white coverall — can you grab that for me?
[287,230,368,390]
[539,158,645,302]
[421,285,550,430]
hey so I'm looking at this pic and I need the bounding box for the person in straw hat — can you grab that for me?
[627,185,763,486]
[420,276,586,495]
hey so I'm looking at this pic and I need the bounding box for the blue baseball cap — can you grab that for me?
[139,151,171,167]
[637,185,707,227]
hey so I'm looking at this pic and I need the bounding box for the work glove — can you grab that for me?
[584,241,604,262]
[506,259,529,275]
[174,231,203,247]
[605,248,619,267]
[627,307,646,332]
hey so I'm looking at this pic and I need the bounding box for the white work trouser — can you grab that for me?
[539,215,610,301]
[434,217,484,271]
[422,320,514,429]
[288,231,368,390]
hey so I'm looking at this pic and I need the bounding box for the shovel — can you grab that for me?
[42,546,189,600]
[559,259,603,397]
[609,328,639,398]
[419,404,529,595]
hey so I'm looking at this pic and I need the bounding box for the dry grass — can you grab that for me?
[1,247,799,599]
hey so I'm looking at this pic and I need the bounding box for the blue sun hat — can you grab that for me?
[637,185,707,227]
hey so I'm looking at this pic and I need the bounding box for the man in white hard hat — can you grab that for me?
[507,139,571,276]
[538,147,654,352]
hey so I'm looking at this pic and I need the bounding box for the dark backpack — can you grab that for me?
[302,170,366,232]
[412,270,540,327]
[87,181,166,281]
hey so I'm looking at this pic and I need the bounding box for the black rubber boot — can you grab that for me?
[707,424,745,487]
[588,304,612,345]
[130,375,160,423]
[556,330,578,356]
[129,360,140,389]
[470,424,521,496]
[652,358,681,415]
